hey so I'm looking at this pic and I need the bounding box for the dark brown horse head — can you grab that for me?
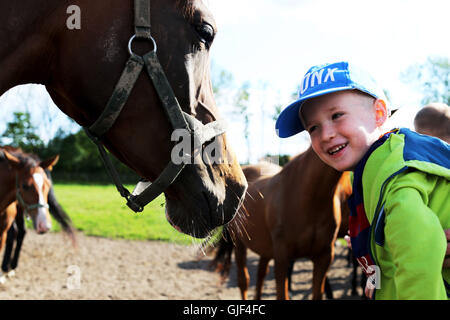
[2,149,59,234]
[0,0,247,238]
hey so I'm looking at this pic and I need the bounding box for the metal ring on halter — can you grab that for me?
[128,34,157,56]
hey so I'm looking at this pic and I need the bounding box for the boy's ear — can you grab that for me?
[374,99,388,127]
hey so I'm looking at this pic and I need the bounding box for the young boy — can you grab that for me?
[275,61,450,300]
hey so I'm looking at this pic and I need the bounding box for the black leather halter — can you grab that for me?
[84,0,226,212]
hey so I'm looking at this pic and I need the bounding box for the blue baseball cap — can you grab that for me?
[275,61,389,138]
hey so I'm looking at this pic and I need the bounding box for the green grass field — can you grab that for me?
[51,183,195,245]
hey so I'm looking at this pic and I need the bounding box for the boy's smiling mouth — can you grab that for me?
[327,143,348,155]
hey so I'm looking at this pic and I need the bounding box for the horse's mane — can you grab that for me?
[0,146,39,168]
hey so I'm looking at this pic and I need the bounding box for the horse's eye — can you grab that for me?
[194,23,214,47]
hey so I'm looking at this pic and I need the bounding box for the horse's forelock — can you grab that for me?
[175,0,196,21]
[2,146,40,169]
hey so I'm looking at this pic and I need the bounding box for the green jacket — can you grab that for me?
[362,128,450,299]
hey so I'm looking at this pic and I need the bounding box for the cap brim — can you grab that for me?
[275,99,304,138]
[276,86,355,138]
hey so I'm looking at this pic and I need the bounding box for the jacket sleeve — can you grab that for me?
[383,170,447,299]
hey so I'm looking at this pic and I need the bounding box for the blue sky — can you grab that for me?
[0,0,449,164]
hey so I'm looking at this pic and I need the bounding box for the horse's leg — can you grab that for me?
[234,240,249,300]
[351,253,358,295]
[273,248,289,300]
[1,221,17,273]
[10,207,26,271]
[0,228,8,284]
[287,259,295,296]
[311,252,333,300]
[254,256,270,300]
[360,272,368,299]
[324,276,334,299]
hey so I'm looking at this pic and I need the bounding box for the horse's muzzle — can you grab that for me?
[164,168,247,238]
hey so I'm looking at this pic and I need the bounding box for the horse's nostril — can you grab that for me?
[37,222,50,233]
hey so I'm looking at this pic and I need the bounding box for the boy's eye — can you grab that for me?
[332,112,344,120]
[307,125,317,133]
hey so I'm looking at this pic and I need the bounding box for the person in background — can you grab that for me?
[414,102,450,144]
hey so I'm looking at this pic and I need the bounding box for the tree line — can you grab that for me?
[1,56,448,181]
[1,112,139,183]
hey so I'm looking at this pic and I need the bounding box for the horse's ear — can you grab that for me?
[3,150,23,170]
[40,155,59,171]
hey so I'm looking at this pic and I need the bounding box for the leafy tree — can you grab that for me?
[402,56,450,105]
[271,104,283,122]
[262,153,291,167]
[45,129,139,183]
[233,82,252,164]
[212,68,234,99]
[1,111,44,153]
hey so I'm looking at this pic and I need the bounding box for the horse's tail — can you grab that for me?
[46,170,77,247]
[48,187,77,246]
[209,227,234,284]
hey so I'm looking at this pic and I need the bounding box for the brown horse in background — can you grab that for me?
[0,0,247,238]
[0,147,76,282]
[0,147,59,281]
[0,147,59,234]
[212,147,346,299]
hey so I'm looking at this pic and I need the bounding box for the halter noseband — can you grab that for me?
[84,0,226,212]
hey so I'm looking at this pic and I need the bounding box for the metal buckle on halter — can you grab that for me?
[128,34,157,56]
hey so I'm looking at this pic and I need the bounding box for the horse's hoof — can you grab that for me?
[0,275,6,284]
[6,270,15,278]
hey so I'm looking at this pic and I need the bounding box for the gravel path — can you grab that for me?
[0,231,363,300]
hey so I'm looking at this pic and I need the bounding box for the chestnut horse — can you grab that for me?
[212,147,344,299]
[1,164,76,282]
[284,171,365,298]
[0,147,59,281]
[0,0,247,238]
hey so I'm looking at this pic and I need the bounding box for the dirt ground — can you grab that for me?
[0,231,364,300]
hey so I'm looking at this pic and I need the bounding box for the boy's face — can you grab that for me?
[300,90,386,171]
